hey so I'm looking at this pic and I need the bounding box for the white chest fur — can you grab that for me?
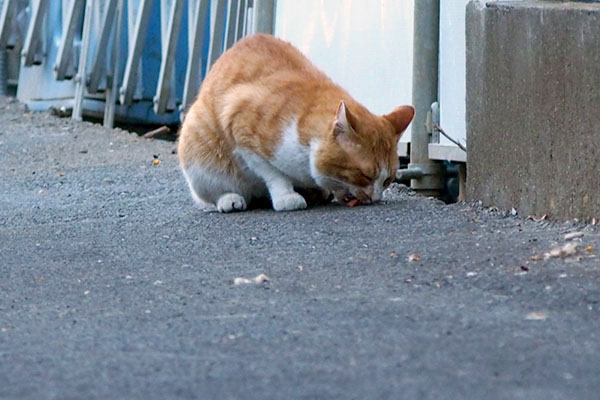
[271,120,317,188]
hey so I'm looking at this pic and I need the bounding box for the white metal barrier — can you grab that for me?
[274,0,466,164]
[0,0,466,173]
[0,0,258,127]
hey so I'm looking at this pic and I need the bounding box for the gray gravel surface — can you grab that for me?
[1,96,599,400]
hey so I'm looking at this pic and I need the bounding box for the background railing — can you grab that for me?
[0,0,267,127]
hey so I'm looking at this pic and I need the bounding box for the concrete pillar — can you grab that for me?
[466,0,600,220]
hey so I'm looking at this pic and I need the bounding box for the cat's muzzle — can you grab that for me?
[337,191,372,208]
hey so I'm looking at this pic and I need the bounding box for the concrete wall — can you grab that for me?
[466,0,600,220]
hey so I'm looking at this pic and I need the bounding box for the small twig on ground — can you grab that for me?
[144,126,172,140]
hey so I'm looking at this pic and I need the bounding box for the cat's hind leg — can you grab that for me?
[181,163,249,213]
[216,193,247,213]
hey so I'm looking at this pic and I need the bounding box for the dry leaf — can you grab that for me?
[544,242,579,259]
[152,159,161,166]
[528,214,547,222]
[586,246,594,252]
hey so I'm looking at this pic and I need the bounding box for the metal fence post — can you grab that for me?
[252,0,274,34]
[54,0,85,80]
[408,0,444,196]
[103,0,123,128]
[119,0,152,105]
[181,0,209,113]
[72,0,93,120]
[21,0,48,66]
[0,0,6,95]
[154,0,184,114]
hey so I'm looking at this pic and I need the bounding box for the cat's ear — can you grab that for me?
[333,101,356,137]
[333,101,361,151]
[384,105,415,137]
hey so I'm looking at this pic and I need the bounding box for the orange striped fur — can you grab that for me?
[178,34,414,212]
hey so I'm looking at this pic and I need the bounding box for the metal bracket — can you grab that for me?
[87,0,118,93]
[426,101,440,143]
[21,0,48,66]
[205,0,227,73]
[72,0,93,120]
[119,0,152,105]
[153,0,184,114]
[0,0,18,49]
[103,0,124,128]
[181,0,209,112]
[54,0,84,80]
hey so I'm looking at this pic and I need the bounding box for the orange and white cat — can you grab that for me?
[178,34,414,212]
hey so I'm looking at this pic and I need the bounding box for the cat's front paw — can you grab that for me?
[217,193,247,213]
[272,192,307,212]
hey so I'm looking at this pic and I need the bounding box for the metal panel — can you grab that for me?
[274,0,414,144]
[54,0,84,80]
[0,0,6,95]
[8,0,252,125]
[119,0,152,105]
[252,0,274,34]
[436,0,468,158]
[87,0,117,93]
[223,0,238,49]
[181,0,209,112]
[103,0,124,128]
[153,0,184,114]
[0,0,18,49]
[16,0,76,103]
[205,0,226,73]
[72,0,92,120]
[21,0,48,65]
[235,0,247,41]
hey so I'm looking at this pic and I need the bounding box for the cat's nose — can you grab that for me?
[369,187,384,203]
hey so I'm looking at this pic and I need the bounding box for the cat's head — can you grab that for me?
[312,101,414,207]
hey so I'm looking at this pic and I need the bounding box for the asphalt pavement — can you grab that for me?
[1,96,599,400]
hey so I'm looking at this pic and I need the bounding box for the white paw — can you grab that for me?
[217,193,247,213]
[272,192,307,212]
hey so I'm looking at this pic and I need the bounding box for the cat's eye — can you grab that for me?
[383,177,393,187]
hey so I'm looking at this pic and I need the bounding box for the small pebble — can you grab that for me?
[525,311,548,321]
